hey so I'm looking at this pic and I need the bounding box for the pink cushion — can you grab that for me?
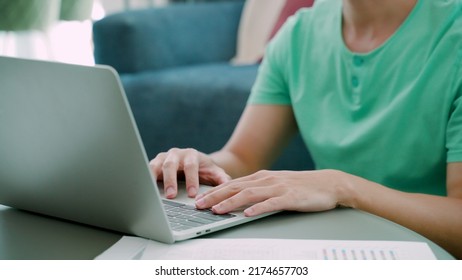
[232,0,286,65]
[268,0,315,41]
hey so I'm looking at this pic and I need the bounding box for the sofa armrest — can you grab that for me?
[93,1,244,74]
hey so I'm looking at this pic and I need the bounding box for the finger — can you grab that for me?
[149,153,167,179]
[195,170,259,203]
[211,185,277,214]
[210,167,232,185]
[196,171,254,199]
[195,181,240,210]
[244,196,286,217]
[197,166,232,188]
[183,150,200,197]
[162,149,181,198]
[194,177,236,204]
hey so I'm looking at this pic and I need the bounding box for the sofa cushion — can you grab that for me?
[93,1,244,73]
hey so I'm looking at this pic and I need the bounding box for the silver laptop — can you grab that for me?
[0,56,275,243]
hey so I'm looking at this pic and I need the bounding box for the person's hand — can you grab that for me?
[150,148,231,199]
[195,169,352,216]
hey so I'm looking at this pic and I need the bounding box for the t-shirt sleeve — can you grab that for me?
[446,83,462,162]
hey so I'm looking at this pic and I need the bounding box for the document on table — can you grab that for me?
[96,236,436,260]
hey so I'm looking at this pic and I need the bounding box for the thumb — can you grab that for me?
[199,166,231,186]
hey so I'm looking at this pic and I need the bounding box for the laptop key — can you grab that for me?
[188,216,215,225]
[162,199,236,230]
[162,200,186,207]
[195,212,235,221]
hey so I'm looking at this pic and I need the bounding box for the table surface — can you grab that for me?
[0,204,455,260]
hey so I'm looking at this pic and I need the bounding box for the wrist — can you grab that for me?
[332,170,362,209]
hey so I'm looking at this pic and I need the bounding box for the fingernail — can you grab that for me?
[187,186,197,197]
[165,187,175,198]
[212,204,223,213]
[244,207,255,217]
[195,198,205,208]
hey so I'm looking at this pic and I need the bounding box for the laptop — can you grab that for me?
[0,56,275,243]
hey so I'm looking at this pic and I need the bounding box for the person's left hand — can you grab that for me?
[194,169,353,216]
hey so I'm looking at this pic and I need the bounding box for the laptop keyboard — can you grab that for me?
[162,199,235,231]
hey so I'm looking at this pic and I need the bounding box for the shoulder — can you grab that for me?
[432,1,462,72]
[421,0,462,32]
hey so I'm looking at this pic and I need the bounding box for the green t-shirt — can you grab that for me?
[248,0,462,196]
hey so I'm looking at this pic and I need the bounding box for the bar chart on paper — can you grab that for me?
[322,247,399,260]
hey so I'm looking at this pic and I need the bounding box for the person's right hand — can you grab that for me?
[149,148,231,199]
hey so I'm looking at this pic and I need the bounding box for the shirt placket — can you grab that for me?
[350,55,366,104]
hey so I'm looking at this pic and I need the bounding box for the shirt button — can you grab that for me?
[353,56,364,66]
[352,76,359,87]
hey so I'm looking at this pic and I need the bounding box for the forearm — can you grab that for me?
[342,173,462,259]
[209,105,299,179]
[210,149,261,179]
